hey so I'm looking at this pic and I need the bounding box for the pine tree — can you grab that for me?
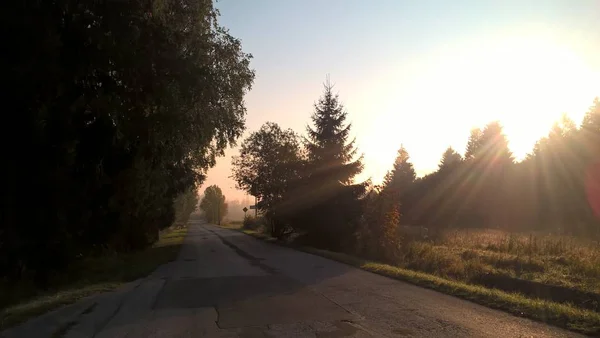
[582,97,600,134]
[438,147,463,171]
[383,145,416,194]
[381,145,416,223]
[476,121,514,227]
[293,78,367,249]
[479,121,514,165]
[581,97,600,159]
[464,128,483,160]
[305,79,363,185]
[579,99,600,232]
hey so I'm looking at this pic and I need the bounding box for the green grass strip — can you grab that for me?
[240,229,600,336]
[0,226,188,331]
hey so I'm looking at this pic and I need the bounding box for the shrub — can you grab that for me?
[243,216,266,231]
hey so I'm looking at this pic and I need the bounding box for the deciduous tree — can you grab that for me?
[200,185,228,225]
[1,0,253,284]
[231,122,304,236]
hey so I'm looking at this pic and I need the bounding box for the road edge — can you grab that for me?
[235,228,600,336]
[0,226,189,337]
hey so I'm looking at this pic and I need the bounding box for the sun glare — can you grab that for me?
[359,34,599,183]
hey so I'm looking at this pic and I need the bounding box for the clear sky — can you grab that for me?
[201,0,600,203]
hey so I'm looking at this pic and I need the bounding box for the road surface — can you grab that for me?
[5,221,580,337]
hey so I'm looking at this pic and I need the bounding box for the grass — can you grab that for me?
[0,226,188,331]
[219,220,244,229]
[238,227,600,336]
[424,229,600,294]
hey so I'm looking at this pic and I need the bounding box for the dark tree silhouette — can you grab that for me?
[438,147,463,171]
[200,185,228,225]
[393,101,600,237]
[290,78,368,250]
[1,0,253,285]
[381,145,416,222]
[231,122,304,237]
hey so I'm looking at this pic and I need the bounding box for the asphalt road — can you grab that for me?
[5,221,581,337]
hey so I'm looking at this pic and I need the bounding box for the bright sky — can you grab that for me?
[201,0,600,202]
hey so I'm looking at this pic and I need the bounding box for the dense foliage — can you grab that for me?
[289,81,368,250]
[200,185,228,225]
[1,0,253,285]
[233,89,600,258]
[232,80,367,248]
[231,122,303,236]
[173,189,200,227]
[394,100,600,238]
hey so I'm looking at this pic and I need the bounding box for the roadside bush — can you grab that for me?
[243,216,266,231]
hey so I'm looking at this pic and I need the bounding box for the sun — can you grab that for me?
[356,34,599,182]
[468,37,595,160]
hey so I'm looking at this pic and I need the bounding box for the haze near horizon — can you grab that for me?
[202,0,600,202]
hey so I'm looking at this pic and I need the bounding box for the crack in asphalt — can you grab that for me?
[206,228,279,275]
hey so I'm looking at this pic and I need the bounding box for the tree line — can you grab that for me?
[1,0,254,286]
[232,80,366,250]
[232,81,600,258]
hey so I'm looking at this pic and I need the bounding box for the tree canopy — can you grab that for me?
[1,0,253,284]
[232,79,368,247]
[231,122,303,212]
[231,122,304,236]
[200,185,228,225]
[438,147,463,171]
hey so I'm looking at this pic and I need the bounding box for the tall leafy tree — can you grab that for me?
[173,188,200,227]
[200,185,228,225]
[1,0,253,284]
[231,122,304,236]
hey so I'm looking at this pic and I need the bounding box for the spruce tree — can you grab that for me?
[479,121,514,166]
[381,145,416,223]
[305,79,363,185]
[293,78,367,249]
[438,147,463,171]
[581,97,600,159]
[476,121,514,227]
[382,145,416,192]
[464,128,483,160]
